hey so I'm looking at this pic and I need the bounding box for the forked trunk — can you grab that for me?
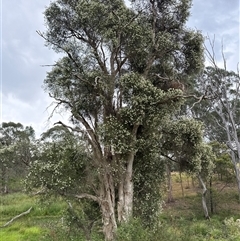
[98,132,136,240]
[100,167,134,240]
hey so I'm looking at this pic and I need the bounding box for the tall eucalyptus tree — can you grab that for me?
[192,65,240,197]
[33,0,206,239]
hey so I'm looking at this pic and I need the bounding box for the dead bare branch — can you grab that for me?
[1,207,32,228]
[69,193,100,203]
[154,74,171,81]
[189,94,214,110]
[31,189,46,196]
[221,39,227,71]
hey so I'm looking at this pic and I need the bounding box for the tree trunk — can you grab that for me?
[179,171,184,197]
[117,152,134,222]
[209,177,214,214]
[166,163,173,202]
[191,176,195,188]
[198,175,210,219]
[233,163,240,202]
[100,194,117,240]
[100,151,134,241]
[100,171,117,241]
[117,178,124,223]
[215,97,240,200]
[226,127,240,200]
[1,166,8,194]
[101,202,117,241]
[88,126,136,240]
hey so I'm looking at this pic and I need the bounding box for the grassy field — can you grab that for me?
[0,193,68,241]
[0,174,240,241]
[157,173,240,241]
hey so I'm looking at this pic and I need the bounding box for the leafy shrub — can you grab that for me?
[116,218,151,241]
[223,217,240,240]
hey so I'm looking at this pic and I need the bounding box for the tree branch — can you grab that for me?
[54,121,84,134]
[160,152,178,163]
[87,37,108,74]
[74,113,103,160]
[74,193,100,203]
[1,207,32,228]
[189,94,213,110]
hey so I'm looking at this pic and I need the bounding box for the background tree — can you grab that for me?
[210,141,234,182]
[0,122,35,193]
[160,118,215,218]
[27,126,101,240]
[28,0,208,239]
[190,48,240,198]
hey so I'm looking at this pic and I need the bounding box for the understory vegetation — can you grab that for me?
[1,174,240,241]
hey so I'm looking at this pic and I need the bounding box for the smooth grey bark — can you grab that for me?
[214,93,240,199]
[198,175,210,219]
[204,44,240,199]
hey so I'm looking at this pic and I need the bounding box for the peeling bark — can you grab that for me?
[101,201,117,241]
[99,167,117,241]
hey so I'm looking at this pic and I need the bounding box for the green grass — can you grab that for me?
[0,193,68,241]
[155,172,240,241]
[0,225,43,241]
[0,174,240,241]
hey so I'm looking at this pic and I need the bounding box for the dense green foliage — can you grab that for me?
[25,1,215,239]
[1,1,239,240]
[27,126,91,195]
[0,122,35,193]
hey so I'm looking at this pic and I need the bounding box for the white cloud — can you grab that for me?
[187,0,239,71]
[1,0,239,137]
[2,92,71,138]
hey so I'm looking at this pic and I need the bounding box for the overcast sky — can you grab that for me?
[1,0,239,137]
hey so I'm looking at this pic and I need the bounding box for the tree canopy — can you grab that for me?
[0,122,35,193]
[26,1,213,240]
